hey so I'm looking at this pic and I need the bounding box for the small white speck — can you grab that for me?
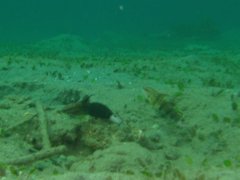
[119,5,124,11]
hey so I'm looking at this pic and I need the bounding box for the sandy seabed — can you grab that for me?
[0,35,240,179]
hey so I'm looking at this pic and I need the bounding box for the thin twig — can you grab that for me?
[36,101,51,149]
[4,145,67,165]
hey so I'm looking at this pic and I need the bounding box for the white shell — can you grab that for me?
[110,115,122,124]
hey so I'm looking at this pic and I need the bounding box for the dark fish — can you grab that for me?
[86,102,113,119]
[61,95,122,123]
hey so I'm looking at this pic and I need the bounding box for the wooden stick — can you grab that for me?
[4,145,67,165]
[36,101,51,149]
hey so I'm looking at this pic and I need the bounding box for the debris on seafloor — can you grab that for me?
[144,87,183,121]
[2,101,67,166]
[61,95,122,124]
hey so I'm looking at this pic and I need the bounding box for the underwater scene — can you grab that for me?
[1,0,240,179]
